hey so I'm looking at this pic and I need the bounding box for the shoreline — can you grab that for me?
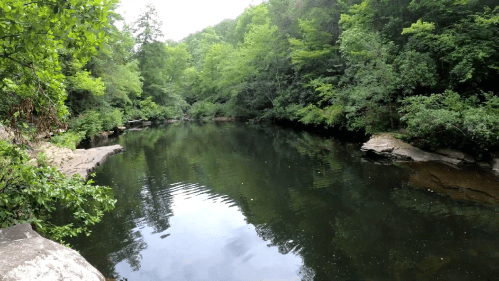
[31,142,124,179]
[1,126,124,179]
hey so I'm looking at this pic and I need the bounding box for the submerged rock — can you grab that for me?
[0,224,105,281]
[361,134,462,165]
[405,162,499,205]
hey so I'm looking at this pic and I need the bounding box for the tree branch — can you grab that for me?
[0,54,32,68]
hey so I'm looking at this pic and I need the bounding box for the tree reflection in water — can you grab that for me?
[64,122,499,280]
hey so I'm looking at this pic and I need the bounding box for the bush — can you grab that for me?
[139,97,179,120]
[51,130,86,150]
[69,108,124,139]
[100,108,124,131]
[0,140,116,243]
[400,91,499,150]
[188,101,226,119]
[298,104,344,127]
[70,110,103,139]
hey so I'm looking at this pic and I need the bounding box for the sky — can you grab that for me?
[116,0,265,42]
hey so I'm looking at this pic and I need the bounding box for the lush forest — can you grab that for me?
[0,0,498,240]
[3,0,499,149]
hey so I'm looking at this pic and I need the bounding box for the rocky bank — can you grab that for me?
[31,142,124,179]
[362,133,499,205]
[361,133,499,172]
[0,224,105,281]
[1,126,124,179]
[1,127,123,280]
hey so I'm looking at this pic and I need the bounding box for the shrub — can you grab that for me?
[298,104,344,127]
[100,108,124,131]
[70,110,103,139]
[139,97,168,120]
[0,140,116,243]
[188,101,226,119]
[400,91,499,150]
[35,152,50,167]
[51,130,86,150]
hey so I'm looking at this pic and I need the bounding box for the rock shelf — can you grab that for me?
[31,142,124,179]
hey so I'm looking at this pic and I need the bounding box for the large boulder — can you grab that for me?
[0,224,105,281]
[361,134,462,165]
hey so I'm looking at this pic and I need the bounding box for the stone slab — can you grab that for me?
[32,143,124,179]
[0,224,105,281]
[361,134,462,166]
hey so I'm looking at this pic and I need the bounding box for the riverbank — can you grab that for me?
[31,142,124,179]
[1,126,124,179]
[0,127,121,280]
[361,133,499,205]
[361,133,499,173]
[0,224,106,281]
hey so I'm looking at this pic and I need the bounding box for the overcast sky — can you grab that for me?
[116,0,265,42]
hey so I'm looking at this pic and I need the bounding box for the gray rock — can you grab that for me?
[33,143,124,179]
[0,224,105,281]
[463,154,476,163]
[478,162,492,169]
[435,149,475,163]
[361,134,462,165]
[61,144,124,179]
[436,149,465,160]
[492,158,499,173]
[0,126,13,142]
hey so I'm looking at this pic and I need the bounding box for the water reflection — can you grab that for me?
[65,122,499,280]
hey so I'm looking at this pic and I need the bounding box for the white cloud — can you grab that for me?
[116,0,264,42]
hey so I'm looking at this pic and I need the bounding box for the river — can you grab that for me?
[62,122,499,280]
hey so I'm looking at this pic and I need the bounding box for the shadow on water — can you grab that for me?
[62,122,499,281]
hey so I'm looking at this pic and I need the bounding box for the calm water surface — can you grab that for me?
[65,122,499,280]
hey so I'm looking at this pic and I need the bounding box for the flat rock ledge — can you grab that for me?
[33,143,124,179]
[0,224,104,281]
[361,134,475,166]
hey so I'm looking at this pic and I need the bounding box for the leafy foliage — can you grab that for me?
[0,141,116,243]
[0,0,117,115]
[51,131,86,150]
[400,91,499,150]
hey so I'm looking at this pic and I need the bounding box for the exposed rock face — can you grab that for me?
[361,134,462,165]
[0,224,105,281]
[32,142,124,179]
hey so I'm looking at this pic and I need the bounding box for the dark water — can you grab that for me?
[65,122,499,281]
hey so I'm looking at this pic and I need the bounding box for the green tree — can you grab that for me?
[0,0,116,117]
[131,3,164,45]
